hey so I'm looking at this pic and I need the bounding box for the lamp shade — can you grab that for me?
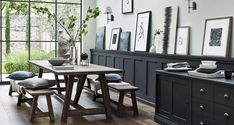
[104,6,112,14]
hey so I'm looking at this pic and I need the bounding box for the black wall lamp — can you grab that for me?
[186,0,197,13]
[104,6,114,24]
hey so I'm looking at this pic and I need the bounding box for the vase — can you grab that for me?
[149,44,156,53]
[155,35,163,54]
[69,46,79,65]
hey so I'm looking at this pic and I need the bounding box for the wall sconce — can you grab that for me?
[186,0,197,13]
[104,6,114,24]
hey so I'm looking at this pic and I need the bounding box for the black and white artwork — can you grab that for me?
[209,28,222,46]
[175,27,190,55]
[134,11,151,52]
[156,6,178,54]
[109,28,122,50]
[118,32,131,51]
[202,17,232,57]
[95,26,106,50]
[122,0,133,14]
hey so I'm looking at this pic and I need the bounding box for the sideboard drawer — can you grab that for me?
[192,80,213,100]
[214,104,234,125]
[192,99,213,119]
[214,86,234,107]
[192,118,216,125]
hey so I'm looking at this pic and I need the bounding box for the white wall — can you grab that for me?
[82,0,96,57]
[83,0,234,56]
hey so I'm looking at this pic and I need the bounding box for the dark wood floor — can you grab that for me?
[0,84,159,125]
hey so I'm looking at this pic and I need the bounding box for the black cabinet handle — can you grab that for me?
[224,112,229,118]
[200,121,204,125]
[199,88,205,93]
[224,93,229,99]
[199,105,205,110]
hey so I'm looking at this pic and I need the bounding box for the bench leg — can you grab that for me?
[9,84,13,96]
[46,95,55,122]
[130,91,138,115]
[30,95,38,122]
[17,93,23,106]
[117,91,125,114]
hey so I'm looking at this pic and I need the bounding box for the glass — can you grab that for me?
[2,42,29,74]
[57,0,80,3]
[1,2,29,41]
[57,4,80,41]
[30,3,55,41]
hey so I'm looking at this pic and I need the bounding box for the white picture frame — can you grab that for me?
[122,0,133,14]
[109,28,122,50]
[202,17,232,57]
[175,26,190,55]
[134,11,151,52]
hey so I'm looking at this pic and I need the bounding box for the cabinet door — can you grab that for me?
[156,75,191,125]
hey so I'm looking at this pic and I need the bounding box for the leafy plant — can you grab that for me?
[32,6,101,45]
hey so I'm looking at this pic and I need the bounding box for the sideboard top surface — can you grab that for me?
[156,70,234,86]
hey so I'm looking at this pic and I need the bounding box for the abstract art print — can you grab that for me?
[95,26,106,50]
[175,26,190,55]
[202,17,232,57]
[118,32,131,51]
[159,6,178,54]
[122,0,133,14]
[134,11,151,52]
[109,28,122,50]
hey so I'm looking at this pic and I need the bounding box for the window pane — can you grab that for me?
[1,2,29,41]
[57,4,80,42]
[31,0,55,2]
[2,42,29,74]
[58,0,80,3]
[30,3,55,41]
[29,42,55,72]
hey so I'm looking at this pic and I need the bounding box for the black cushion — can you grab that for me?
[96,73,122,83]
[18,78,56,90]
[6,71,36,80]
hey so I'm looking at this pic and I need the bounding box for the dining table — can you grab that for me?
[29,60,124,122]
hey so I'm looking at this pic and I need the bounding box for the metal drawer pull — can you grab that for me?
[224,93,229,99]
[199,89,205,93]
[224,112,229,118]
[200,121,204,125]
[199,105,205,110]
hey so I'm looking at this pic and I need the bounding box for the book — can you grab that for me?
[52,66,74,70]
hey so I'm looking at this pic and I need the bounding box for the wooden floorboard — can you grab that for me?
[0,84,159,125]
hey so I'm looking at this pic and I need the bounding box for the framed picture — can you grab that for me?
[134,11,151,52]
[95,26,106,50]
[109,28,122,50]
[202,17,233,57]
[122,0,133,14]
[175,26,190,55]
[118,32,131,51]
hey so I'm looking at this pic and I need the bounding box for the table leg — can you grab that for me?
[99,74,112,119]
[61,75,75,122]
[64,75,68,86]
[73,75,87,105]
[54,74,62,95]
[38,68,43,78]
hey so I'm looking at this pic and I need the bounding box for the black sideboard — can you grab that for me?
[90,49,234,105]
[155,70,234,125]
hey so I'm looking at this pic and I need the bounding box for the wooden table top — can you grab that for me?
[29,60,124,75]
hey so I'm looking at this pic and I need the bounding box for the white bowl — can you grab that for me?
[201,60,216,65]
[199,64,217,69]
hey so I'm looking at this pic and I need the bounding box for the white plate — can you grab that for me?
[164,67,192,71]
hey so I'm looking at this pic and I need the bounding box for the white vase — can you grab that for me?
[149,44,156,53]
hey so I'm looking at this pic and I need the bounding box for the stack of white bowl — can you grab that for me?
[199,61,217,69]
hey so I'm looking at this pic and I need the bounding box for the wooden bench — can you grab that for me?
[108,84,139,116]
[20,88,55,122]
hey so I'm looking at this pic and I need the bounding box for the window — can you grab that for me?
[0,0,82,82]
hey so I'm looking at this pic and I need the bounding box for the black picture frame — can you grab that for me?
[109,28,122,50]
[122,0,133,14]
[134,11,151,52]
[118,32,131,51]
[95,26,106,50]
